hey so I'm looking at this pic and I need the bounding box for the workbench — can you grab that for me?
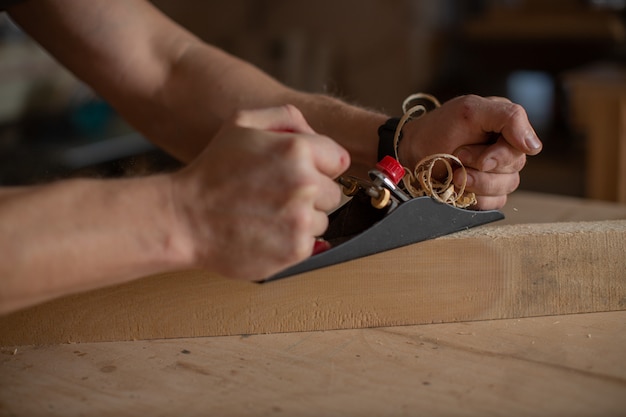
[1,191,626,417]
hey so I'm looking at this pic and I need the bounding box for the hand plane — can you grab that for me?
[264,156,504,282]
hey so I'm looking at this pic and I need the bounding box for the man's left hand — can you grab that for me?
[398,94,543,210]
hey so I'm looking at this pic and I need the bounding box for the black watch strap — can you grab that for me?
[377,117,401,161]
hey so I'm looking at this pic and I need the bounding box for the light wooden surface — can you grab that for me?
[1,311,625,417]
[1,207,625,345]
[1,191,626,345]
[502,190,626,224]
[1,191,626,416]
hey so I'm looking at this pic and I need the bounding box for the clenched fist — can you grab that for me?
[399,95,543,210]
[170,105,350,280]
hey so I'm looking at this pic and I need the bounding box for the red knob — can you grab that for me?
[312,239,331,255]
[375,156,404,184]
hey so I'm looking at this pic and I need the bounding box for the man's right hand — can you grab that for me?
[170,105,350,281]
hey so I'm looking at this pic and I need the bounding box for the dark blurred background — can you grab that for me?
[1,0,625,202]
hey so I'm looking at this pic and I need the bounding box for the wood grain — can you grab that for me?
[2,311,625,417]
[1,218,625,345]
[502,191,626,224]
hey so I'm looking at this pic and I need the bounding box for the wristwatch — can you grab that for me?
[377,93,440,162]
[377,117,401,162]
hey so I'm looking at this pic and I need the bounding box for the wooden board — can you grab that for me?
[2,311,625,416]
[1,217,625,345]
[502,191,626,224]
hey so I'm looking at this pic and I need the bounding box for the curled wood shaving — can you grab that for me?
[393,93,476,209]
[402,154,477,208]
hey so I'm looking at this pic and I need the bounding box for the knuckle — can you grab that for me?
[512,154,527,172]
[280,206,325,260]
[286,175,318,202]
[474,195,507,211]
[231,108,251,127]
[273,142,315,185]
[284,234,313,263]
[509,173,521,192]
[456,94,480,104]
[328,181,343,205]
[456,94,482,123]
[282,103,304,121]
[284,204,314,235]
[504,103,528,124]
[496,195,509,209]
[293,238,313,261]
[311,210,329,236]
[281,134,311,161]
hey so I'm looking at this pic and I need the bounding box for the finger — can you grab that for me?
[310,209,330,238]
[233,105,316,135]
[281,204,329,262]
[473,195,508,211]
[286,169,342,216]
[485,96,512,103]
[457,95,542,155]
[235,106,350,179]
[313,176,343,212]
[299,133,351,179]
[455,138,526,174]
[456,168,520,197]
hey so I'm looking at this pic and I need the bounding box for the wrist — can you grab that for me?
[377,93,441,169]
[396,118,422,169]
[377,117,401,162]
[147,174,199,271]
[376,116,415,168]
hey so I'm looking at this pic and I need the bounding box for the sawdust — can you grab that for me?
[442,220,626,239]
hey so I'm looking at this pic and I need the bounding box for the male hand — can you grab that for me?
[171,105,349,281]
[399,95,543,210]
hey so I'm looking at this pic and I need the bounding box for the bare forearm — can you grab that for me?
[8,0,385,174]
[0,176,191,314]
[0,104,353,313]
[160,42,384,173]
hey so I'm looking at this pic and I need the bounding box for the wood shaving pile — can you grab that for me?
[402,153,477,208]
[393,93,476,209]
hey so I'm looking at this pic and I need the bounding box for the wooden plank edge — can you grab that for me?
[1,220,625,346]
